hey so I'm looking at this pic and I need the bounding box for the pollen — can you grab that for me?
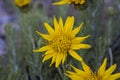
[50,34,72,53]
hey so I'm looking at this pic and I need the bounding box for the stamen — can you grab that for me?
[50,34,72,53]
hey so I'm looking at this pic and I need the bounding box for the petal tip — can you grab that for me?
[33,50,38,53]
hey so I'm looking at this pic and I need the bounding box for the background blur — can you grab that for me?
[0,0,120,80]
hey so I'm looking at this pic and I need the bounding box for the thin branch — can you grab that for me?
[108,48,113,66]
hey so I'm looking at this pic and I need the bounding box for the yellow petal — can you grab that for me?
[42,53,56,62]
[71,65,87,78]
[49,52,57,67]
[103,64,117,79]
[66,71,79,76]
[36,31,51,40]
[15,0,31,7]
[71,44,91,50]
[62,53,67,64]
[54,16,60,33]
[65,71,82,80]
[72,35,90,44]
[55,53,63,67]
[59,17,64,31]
[98,58,107,76]
[68,49,83,62]
[81,61,91,73]
[44,22,54,35]
[33,46,50,52]
[72,22,83,36]
[64,16,74,33]
[44,49,54,55]
[106,73,120,80]
[53,0,69,5]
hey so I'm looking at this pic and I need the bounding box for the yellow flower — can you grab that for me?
[53,0,86,5]
[14,0,31,7]
[66,58,120,80]
[33,16,91,68]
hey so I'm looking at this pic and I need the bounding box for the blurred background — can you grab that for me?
[0,0,120,80]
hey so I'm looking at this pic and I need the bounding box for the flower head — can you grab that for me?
[14,0,31,7]
[33,16,91,68]
[53,0,89,10]
[66,58,120,80]
[53,0,86,5]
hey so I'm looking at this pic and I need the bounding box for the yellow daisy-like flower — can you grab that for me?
[33,16,91,68]
[66,58,120,80]
[14,0,31,7]
[53,0,86,5]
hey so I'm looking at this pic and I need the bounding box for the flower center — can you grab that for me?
[50,34,72,53]
[69,0,85,5]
